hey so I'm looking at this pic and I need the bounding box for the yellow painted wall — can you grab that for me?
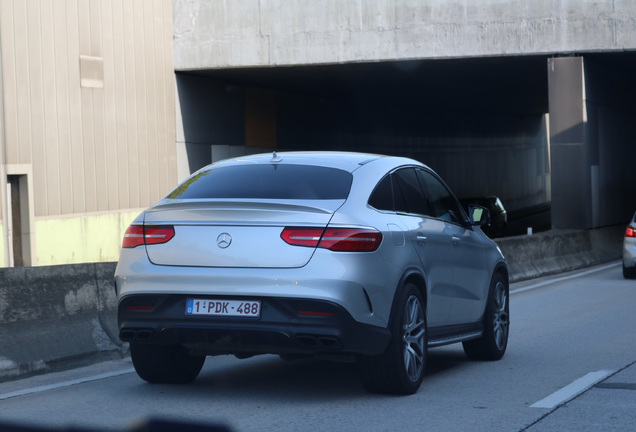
[35,210,142,266]
[0,223,4,265]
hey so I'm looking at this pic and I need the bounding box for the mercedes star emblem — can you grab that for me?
[216,233,232,249]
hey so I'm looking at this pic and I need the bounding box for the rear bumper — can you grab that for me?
[118,294,391,356]
[115,246,403,329]
[623,241,636,268]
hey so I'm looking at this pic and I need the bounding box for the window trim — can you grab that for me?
[367,165,470,227]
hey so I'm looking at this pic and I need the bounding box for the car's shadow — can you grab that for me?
[128,347,472,400]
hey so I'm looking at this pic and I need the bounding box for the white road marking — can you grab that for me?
[511,262,620,295]
[0,368,135,401]
[530,370,615,409]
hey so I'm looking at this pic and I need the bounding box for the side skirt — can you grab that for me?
[428,322,483,348]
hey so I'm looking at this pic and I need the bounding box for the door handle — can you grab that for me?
[452,236,461,246]
[416,235,427,245]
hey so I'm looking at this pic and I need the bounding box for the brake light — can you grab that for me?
[281,227,382,252]
[280,228,324,247]
[122,225,144,248]
[320,228,382,251]
[626,226,636,238]
[144,226,175,245]
[122,224,175,248]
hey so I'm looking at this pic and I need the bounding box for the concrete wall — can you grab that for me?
[496,224,624,281]
[0,223,3,266]
[0,210,140,268]
[173,0,636,70]
[34,210,141,266]
[0,262,123,381]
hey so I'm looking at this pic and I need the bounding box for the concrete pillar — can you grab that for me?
[548,57,592,230]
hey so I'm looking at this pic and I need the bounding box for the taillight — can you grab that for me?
[122,224,175,248]
[122,225,144,248]
[144,226,175,245]
[280,228,324,248]
[626,226,636,238]
[320,228,383,251]
[281,227,382,252]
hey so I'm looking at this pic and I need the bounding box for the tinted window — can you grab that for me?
[168,165,353,200]
[368,175,394,211]
[394,168,429,215]
[392,173,407,213]
[416,169,464,224]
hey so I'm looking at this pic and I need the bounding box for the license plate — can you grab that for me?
[186,299,261,317]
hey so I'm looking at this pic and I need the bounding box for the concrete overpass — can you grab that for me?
[171,0,636,231]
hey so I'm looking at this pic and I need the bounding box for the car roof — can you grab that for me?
[209,151,413,173]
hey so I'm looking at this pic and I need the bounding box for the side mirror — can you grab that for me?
[469,205,491,227]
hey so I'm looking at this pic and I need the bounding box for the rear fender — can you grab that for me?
[388,268,427,327]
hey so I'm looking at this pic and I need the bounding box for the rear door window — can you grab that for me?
[394,168,429,215]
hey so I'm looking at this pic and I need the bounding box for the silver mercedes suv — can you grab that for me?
[115,152,509,394]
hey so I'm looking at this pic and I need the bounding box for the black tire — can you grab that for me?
[358,283,427,395]
[130,343,205,384]
[463,272,509,361]
[623,264,636,279]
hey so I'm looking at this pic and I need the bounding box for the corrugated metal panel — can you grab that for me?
[26,1,47,217]
[122,0,140,209]
[163,0,177,193]
[42,0,61,216]
[133,0,150,208]
[13,1,33,170]
[0,0,18,166]
[78,0,98,213]
[53,0,74,215]
[0,0,176,217]
[112,0,130,209]
[101,0,118,211]
[143,1,157,205]
[66,0,86,215]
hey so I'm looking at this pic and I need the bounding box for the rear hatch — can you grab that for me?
[143,200,342,268]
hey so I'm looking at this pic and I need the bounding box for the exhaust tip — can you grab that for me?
[119,328,154,342]
[296,334,342,349]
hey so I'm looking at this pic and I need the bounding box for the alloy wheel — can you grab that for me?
[492,281,509,351]
[402,295,426,382]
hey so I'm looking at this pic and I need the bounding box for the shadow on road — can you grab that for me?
[125,348,474,400]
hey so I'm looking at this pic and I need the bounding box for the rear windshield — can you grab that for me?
[167,164,353,200]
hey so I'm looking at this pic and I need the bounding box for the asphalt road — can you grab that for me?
[0,262,634,432]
